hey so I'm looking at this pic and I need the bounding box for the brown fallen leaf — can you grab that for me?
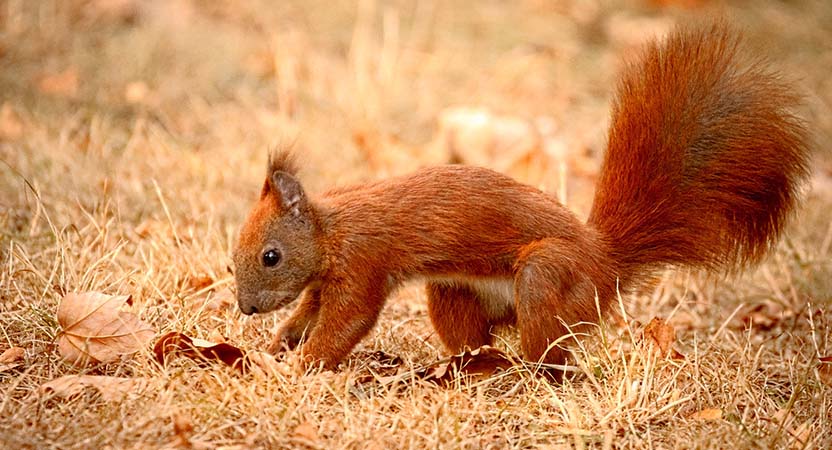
[642,317,684,359]
[416,346,514,384]
[57,292,156,366]
[689,408,723,421]
[0,346,25,372]
[39,375,150,402]
[154,332,246,372]
[358,347,561,386]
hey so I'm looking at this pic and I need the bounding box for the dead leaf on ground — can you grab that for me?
[36,67,79,97]
[642,317,684,359]
[358,347,541,386]
[818,355,832,386]
[57,292,156,366]
[689,408,723,421]
[407,346,513,385]
[154,331,246,372]
[39,375,150,402]
[0,346,25,372]
[155,332,294,377]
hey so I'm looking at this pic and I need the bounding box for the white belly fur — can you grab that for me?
[431,276,516,321]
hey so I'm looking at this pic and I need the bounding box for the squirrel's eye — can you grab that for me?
[262,249,282,267]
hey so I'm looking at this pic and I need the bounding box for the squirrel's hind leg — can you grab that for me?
[426,282,495,353]
[514,238,615,365]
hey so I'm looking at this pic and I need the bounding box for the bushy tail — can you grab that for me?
[587,21,810,282]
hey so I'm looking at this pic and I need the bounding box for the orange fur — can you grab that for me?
[232,21,811,370]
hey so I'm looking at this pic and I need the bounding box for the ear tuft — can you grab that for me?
[261,149,300,199]
[268,150,299,176]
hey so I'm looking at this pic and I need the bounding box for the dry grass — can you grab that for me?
[2,0,832,448]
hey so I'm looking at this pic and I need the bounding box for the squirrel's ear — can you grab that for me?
[270,171,306,216]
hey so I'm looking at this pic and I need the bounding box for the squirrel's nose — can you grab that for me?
[240,304,258,315]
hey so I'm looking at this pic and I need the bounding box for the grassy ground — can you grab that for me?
[2,0,831,448]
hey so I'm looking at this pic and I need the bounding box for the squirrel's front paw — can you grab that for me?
[267,326,304,354]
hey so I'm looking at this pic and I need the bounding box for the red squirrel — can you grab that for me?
[231,22,810,370]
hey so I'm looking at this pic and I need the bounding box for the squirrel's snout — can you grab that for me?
[240,304,258,315]
[237,290,294,315]
[237,292,259,315]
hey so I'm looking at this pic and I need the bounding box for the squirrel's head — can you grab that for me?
[232,152,322,315]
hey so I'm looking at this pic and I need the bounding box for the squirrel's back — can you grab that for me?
[588,21,810,283]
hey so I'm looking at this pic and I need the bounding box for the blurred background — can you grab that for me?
[1,2,831,447]
[2,0,830,225]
